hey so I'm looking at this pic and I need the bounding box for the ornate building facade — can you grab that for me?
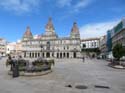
[21,18,81,58]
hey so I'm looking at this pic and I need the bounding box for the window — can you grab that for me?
[47,41,50,50]
[64,46,65,50]
[67,46,69,50]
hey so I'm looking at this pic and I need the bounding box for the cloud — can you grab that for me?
[80,20,120,39]
[0,0,41,14]
[56,0,91,12]
[0,0,92,14]
[56,0,72,7]
[73,0,91,12]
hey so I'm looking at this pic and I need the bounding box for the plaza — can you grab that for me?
[0,58,125,93]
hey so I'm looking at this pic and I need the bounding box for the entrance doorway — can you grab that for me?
[46,52,50,58]
[73,52,76,58]
[67,53,69,58]
[63,53,65,58]
[60,53,62,58]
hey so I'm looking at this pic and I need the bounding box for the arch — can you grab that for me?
[46,52,50,58]
[67,53,69,58]
[60,53,62,58]
[35,52,37,58]
[63,53,65,58]
[73,52,76,58]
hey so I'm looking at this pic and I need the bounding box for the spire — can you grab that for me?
[24,26,33,37]
[71,22,79,33]
[70,22,80,38]
[45,17,55,31]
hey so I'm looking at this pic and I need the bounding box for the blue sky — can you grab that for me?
[0,0,125,42]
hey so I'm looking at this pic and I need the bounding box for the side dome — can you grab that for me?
[22,26,33,40]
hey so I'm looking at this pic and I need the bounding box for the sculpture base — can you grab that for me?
[8,70,52,77]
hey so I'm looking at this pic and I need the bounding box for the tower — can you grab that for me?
[22,26,33,41]
[44,17,57,39]
[45,17,55,32]
[70,22,80,39]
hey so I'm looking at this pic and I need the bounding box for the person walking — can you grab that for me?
[82,56,85,62]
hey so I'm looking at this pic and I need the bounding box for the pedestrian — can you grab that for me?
[82,56,85,62]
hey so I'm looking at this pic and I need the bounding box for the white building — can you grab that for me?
[6,41,23,57]
[6,42,16,54]
[81,38,100,49]
[81,38,100,57]
[21,18,81,58]
[0,38,7,56]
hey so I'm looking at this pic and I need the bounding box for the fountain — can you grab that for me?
[6,57,54,77]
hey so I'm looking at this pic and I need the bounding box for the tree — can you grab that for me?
[123,49,125,56]
[112,43,124,61]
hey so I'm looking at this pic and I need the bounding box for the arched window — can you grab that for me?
[47,41,50,50]
[67,53,69,58]
[46,52,50,58]
[63,53,65,57]
[60,53,62,58]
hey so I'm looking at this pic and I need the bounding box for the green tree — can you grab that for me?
[123,48,125,56]
[112,43,124,61]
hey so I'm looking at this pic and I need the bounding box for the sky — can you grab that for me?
[0,0,125,42]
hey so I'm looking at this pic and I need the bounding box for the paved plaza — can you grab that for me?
[0,58,125,93]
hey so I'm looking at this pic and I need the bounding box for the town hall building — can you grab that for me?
[21,18,81,58]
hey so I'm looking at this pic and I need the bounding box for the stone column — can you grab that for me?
[44,52,46,58]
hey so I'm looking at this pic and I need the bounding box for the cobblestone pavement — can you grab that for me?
[0,58,125,93]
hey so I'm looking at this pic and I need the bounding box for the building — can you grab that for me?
[0,38,7,56]
[111,18,125,48]
[81,38,100,57]
[6,41,23,57]
[103,18,125,59]
[99,35,107,59]
[81,38,100,49]
[15,40,23,56]
[21,18,81,58]
[106,30,113,59]
[6,42,16,55]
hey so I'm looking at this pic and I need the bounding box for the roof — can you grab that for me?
[71,22,79,33]
[23,26,33,37]
[45,17,55,31]
[81,38,100,42]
